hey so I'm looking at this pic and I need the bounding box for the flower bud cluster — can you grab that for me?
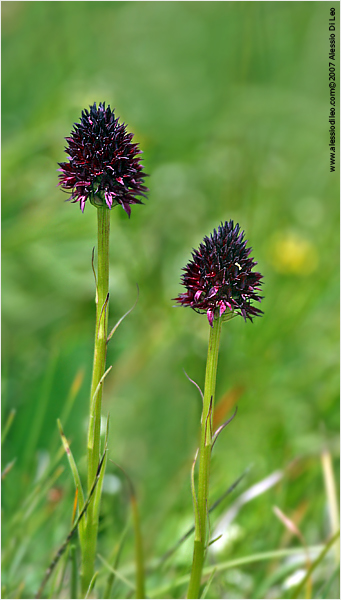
[175,221,263,326]
[58,102,148,215]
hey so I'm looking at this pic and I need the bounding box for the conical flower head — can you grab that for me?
[175,221,263,326]
[58,102,148,215]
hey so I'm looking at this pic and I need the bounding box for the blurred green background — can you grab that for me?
[2,2,339,598]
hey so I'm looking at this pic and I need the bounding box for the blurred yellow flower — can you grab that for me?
[270,231,319,275]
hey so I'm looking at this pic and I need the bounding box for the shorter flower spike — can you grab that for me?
[174,221,263,326]
[58,102,148,215]
[183,370,204,404]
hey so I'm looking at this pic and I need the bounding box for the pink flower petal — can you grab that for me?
[207,309,214,327]
[219,301,227,316]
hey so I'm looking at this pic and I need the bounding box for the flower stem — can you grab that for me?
[81,205,110,597]
[187,317,222,599]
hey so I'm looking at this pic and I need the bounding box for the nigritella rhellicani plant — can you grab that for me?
[57,102,148,597]
[175,220,263,599]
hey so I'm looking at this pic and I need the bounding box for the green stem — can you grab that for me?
[81,205,110,597]
[187,317,222,599]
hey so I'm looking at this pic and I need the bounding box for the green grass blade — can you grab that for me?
[1,458,17,480]
[70,544,78,600]
[23,350,58,469]
[103,522,130,599]
[108,456,145,599]
[35,450,106,599]
[57,419,85,540]
[200,567,216,599]
[84,571,98,599]
[149,545,324,598]
[318,564,340,599]
[131,491,145,599]
[292,529,340,599]
[321,450,340,564]
[1,409,16,446]
[48,549,69,599]
[49,368,85,455]
[158,469,248,566]
[98,554,135,592]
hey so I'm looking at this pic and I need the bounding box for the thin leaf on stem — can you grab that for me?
[184,370,204,404]
[107,284,139,343]
[207,535,223,547]
[97,293,110,340]
[212,406,238,450]
[88,366,112,452]
[191,449,201,542]
[204,396,213,447]
[91,247,98,303]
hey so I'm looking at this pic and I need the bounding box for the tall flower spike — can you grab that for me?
[175,220,263,326]
[58,102,148,215]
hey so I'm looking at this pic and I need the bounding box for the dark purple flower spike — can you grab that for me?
[58,102,148,215]
[175,220,263,326]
